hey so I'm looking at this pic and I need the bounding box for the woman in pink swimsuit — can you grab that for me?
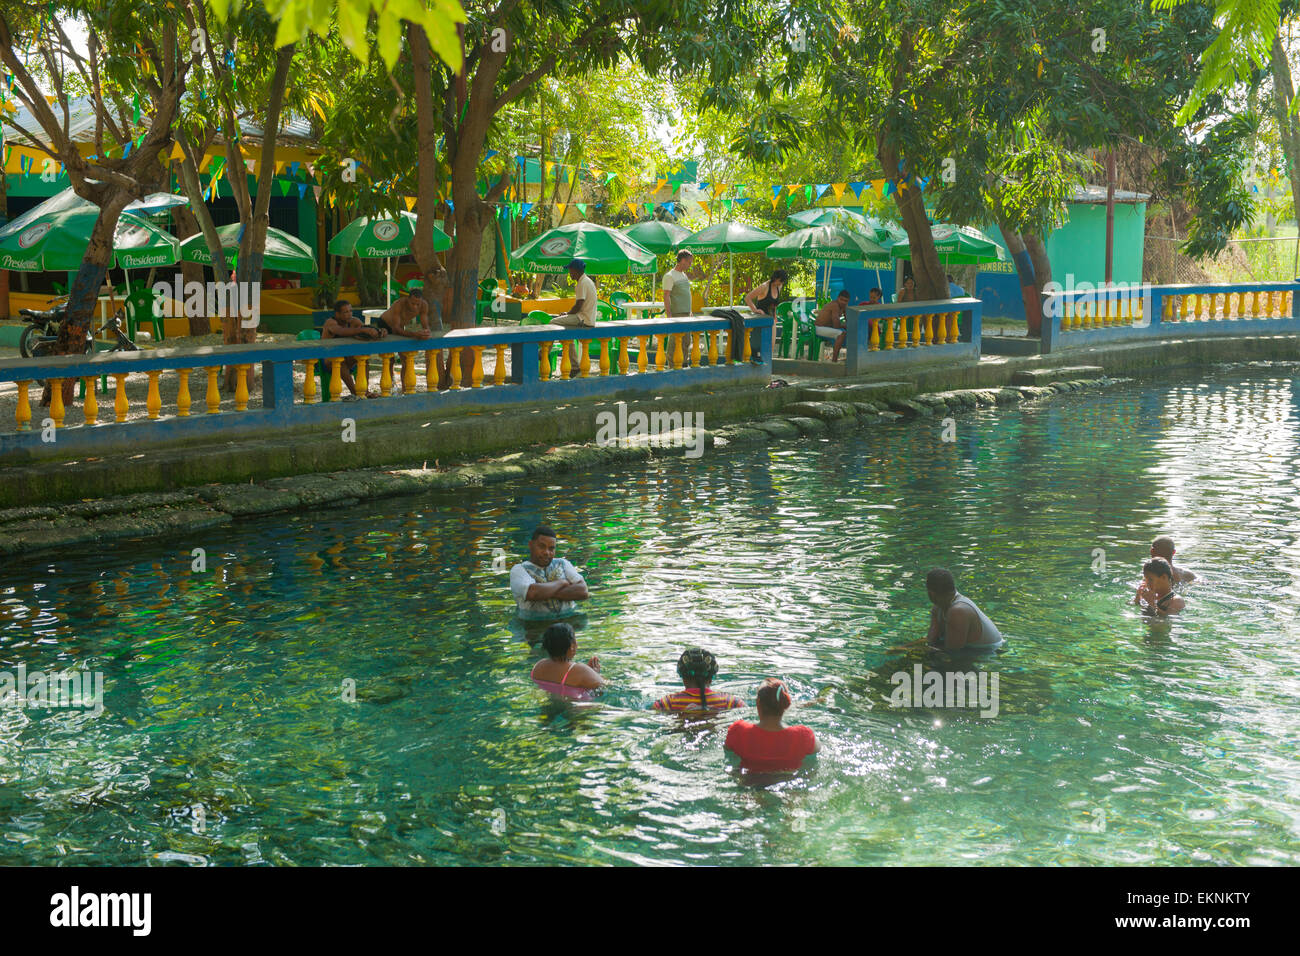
[530,623,604,700]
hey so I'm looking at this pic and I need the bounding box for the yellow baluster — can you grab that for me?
[637,337,648,373]
[380,355,393,396]
[691,331,701,367]
[671,333,683,369]
[1268,290,1278,316]
[204,369,219,413]
[558,341,571,378]
[928,313,939,344]
[49,379,65,428]
[146,370,162,419]
[234,365,250,411]
[471,346,484,387]
[83,378,98,425]
[423,352,435,391]
[15,381,31,431]
[706,331,718,365]
[118,373,133,421]
[450,350,463,390]
[883,316,894,349]
[357,357,368,392]
[303,360,318,403]
[539,342,552,380]
[741,326,752,362]
[1162,298,1174,322]
[655,335,667,370]
[177,369,191,417]
[598,339,610,376]
[1251,290,1262,316]
[494,345,507,385]
[401,353,415,392]
[1193,293,1204,321]
[909,314,921,346]
[329,358,344,401]
[868,318,880,351]
[948,312,960,343]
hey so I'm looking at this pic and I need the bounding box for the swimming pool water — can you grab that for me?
[2,364,1298,865]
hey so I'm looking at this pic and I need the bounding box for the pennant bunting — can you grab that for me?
[654,177,667,193]
[786,192,797,208]
[849,181,865,198]
[698,181,710,192]
[299,183,308,199]
[831,183,847,201]
[556,203,566,217]
[520,202,534,216]
[575,203,587,216]
[313,185,322,200]
[772,185,782,200]
[712,182,727,199]
[803,185,813,203]
[664,201,675,215]
[735,196,749,206]
[815,183,830,199]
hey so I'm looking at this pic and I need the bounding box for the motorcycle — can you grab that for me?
[18,297,137,358]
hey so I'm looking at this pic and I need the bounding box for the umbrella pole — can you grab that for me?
[729,251,733,306]
[386,258,391,308]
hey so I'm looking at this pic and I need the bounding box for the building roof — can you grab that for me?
[1072,184,1150,204]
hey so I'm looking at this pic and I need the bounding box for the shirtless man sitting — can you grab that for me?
[924,567,1004,651]
[321,299,384,398]
[376,289,434,339]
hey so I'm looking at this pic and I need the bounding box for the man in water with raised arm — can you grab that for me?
[509,526,590,620]
[924,567,1004,651]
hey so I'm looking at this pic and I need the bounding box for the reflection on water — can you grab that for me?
[1,364,1299,865]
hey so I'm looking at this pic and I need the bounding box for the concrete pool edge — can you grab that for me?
[2,333,1298,557]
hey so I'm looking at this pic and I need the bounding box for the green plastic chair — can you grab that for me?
[793,308,824,361]
[124,287,165,342]
[609,290,631,309]
[774,301,794,358]
[296,329,330,401]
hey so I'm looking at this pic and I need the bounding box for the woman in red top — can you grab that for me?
[724,679,818,772]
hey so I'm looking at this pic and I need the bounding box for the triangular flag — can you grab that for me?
[884,180,895,196]
[873,179,885,198]
[722,199,733,212]
[520,202,534,216]
[786,192,797,208]
[556,202,567,216]
[735,197,749,206]
[654,177,667,193]
[699,200,710,212]
[815,183,830,199]
[627,201,638,216]
[446,200,455,212]
[849,182,865,198]
[313,185,322,200]
[831,183,846,200]
[785,183,799,194]
[644,202,654,214]
[770,196,780,211]
[698,181,710,192]
[575,203,587,216]
[485,149,498,160]
[604,171,616,184]
[589,165,601,180]
[804,185,814,203]
[713,182,727,198]
[664,201,675,215]
[772,185,782,200]
[299,183,308,199]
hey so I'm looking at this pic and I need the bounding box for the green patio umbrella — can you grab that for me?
[0,187,181,273]
[889,223,1008,266]
[786,211,906,291]
[180,223,317,274]
[621,220,692,296]
[328,211,453,307]
[510,222,656,275]
[767,225,890,299]
[677,221,780,305]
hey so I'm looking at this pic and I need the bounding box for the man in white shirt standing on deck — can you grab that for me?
[662,250,693,317]
[549,259,598,378]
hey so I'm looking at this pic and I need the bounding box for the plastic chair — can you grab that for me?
[522,311,563,367]
[609,290,631,309]
[793,309,825,361]
[296,329,330,401]
[124,287,165,342]
[774,301,794,358]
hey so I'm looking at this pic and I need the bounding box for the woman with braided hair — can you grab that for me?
[724,679,818,772]
[652,648,745,714]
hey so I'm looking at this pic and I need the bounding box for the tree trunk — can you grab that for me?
[409,23,442,287]
[1024,233,1052,294]
[996,220,1042,335]
[878,139,945,300]
[1269,33,1300,254]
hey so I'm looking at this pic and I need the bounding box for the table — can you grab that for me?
[620,301,664,320]
[361,309,385,326]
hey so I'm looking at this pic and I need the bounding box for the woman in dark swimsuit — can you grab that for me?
[743,269,789,362]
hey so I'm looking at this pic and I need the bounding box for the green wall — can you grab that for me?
[1046,202,1146,286]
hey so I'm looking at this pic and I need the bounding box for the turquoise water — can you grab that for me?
[2,364,1299,865]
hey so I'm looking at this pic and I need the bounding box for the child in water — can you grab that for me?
[724,679,819,772]
[1135,558,1186,615]
[530,622,604,699]
[1150,535,1196,584]
[653,648,745,713]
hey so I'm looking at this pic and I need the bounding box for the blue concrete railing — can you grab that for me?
[0,314,772,457]
[841,297,982,374]
[1042,281,1300,352]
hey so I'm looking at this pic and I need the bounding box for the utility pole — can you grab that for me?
[1104,151,1116,286]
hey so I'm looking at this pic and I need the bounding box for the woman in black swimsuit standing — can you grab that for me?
[743,269,789,362]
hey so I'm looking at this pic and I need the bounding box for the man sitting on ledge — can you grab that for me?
[321,300,383,399]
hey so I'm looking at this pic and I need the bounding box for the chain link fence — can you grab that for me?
[1146,235,1300,285]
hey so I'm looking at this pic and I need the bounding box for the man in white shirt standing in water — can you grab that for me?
[924,567,1004,651]
[509,526,590,620]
